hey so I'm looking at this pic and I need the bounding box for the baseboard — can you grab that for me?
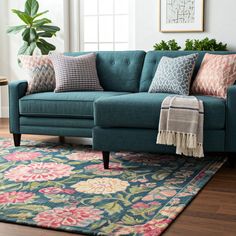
[1,106,9,118]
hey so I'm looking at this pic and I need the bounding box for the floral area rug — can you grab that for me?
[0,138,226,236]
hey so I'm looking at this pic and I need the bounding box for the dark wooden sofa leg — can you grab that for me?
[59,136,65,143]
[102,151,110,169]
[13,134,21,147]
[227,153,235,168]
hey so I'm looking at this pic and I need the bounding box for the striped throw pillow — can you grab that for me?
[50,53,103,92]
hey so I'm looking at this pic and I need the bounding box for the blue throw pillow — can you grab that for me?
[148,53,198,95]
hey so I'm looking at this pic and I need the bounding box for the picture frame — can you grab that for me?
[159,0,204,32]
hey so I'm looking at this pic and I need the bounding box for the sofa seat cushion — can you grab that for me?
[95,93,225,130]
[19,91,128,118]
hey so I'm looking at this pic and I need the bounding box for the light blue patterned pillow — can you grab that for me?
[148,54,198,95]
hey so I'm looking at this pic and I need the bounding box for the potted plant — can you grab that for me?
[7,0,60,56]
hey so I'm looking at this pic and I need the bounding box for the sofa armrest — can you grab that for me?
[225,85,236,152]
[9,80,28,134]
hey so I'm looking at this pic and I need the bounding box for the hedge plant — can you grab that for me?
[184,38,227,51]
[153,39,181,51]
[153,38,228,51]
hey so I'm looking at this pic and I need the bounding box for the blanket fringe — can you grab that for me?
[157,130,204,158]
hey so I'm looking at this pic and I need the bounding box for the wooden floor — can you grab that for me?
[0,118,236,236]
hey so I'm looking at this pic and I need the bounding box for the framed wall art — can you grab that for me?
[159,0,204,32]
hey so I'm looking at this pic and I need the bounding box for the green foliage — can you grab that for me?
[153,39,181,51]
[184,38,228,51]
[153,38,228,51]
[7,0,60,56]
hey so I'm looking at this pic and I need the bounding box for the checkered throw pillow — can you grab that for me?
[50,53,103,92]
[19,55,56,95]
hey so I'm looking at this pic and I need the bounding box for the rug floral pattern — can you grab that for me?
[0,139,226,236]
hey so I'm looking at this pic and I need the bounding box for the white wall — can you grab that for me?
[135,0,236,51]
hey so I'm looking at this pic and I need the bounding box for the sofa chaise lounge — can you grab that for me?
[9,50,236,168]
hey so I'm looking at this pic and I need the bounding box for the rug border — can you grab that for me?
[160,157,227,235]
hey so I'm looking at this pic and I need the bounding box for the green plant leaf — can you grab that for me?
[36,43,49,55]
[25,0,39,17]
[168,39,181,50]
[22,28,37,43]
[18,42,29,55]
[7,25,26,34]
[184,39,194,50]
[33,18,52,28]
[33,10,49,19]
[37,32,54,38]
[27,42,37,55]
[36,39,56,55]
[12,9,33,25]
[38,25,60,33]
[18,41,36,55]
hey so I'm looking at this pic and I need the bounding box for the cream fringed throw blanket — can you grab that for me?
[157,96,204,158]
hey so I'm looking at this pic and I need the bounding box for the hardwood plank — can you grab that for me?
[0,118,236,236]
[0,223,80,236]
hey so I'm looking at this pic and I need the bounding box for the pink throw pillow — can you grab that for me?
[191,53,236,98]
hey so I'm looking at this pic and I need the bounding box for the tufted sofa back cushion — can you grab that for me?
[65,51,146,92]
[139,51,236,92]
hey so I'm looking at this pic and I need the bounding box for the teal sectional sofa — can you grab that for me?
[9,51,236,169]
